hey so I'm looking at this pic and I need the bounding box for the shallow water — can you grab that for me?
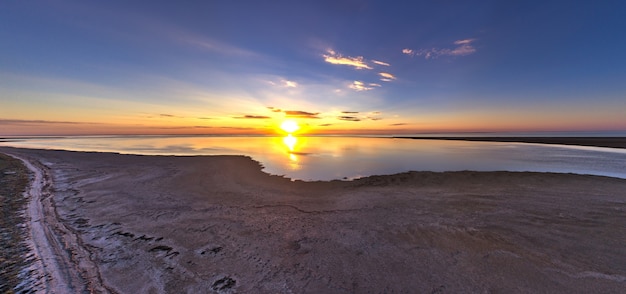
[2,135,626,180]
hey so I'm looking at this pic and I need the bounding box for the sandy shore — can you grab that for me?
[1,147,625,293]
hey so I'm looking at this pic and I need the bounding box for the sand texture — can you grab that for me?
[2,147,625,293]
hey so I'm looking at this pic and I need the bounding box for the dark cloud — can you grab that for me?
[390,123,408,126]
[149,126,255,130]
[338,116,361,122]
[319,123,333,126]
[234,115,271,119]
[0,119,100,125]
[160,114,176,117]
[267,107,282,112]
[197,117,213,120]
[285,110,320,119]
[341,111,359,114]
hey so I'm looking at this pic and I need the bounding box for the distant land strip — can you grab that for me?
[395,137,626,149]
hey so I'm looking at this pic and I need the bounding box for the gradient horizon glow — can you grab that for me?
[1,1,626,136]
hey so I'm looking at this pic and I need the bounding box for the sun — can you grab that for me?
[280,120,300,134]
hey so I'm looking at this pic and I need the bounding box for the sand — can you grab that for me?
[1,146,625,293]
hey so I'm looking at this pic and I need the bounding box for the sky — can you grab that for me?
[1,0,625,136]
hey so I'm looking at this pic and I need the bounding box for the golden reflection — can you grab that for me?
[283,134,297,151]
[281,134,301,170]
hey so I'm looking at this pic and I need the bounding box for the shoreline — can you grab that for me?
[2,147,625,292]
[395,136,626,149]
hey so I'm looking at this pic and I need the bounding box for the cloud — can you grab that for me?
[341,111,359,114]
[267,79,298,88]
[0,119,101,125]
[234,115,271,119]
[267,107,282,112]
[379,72,396,81]
[283,80,298,88]
[197,117,213,120]
[454,39,474,45]
[338,116,361,122]
[159,113,186,118]
[323,49,372,69]
[319,123,333,127]
[349,81,376,91]
[403,39,477,59]
[184,38,258,57]
[390,123,408,126]
[284,110,320,119]
[371,60,390,66]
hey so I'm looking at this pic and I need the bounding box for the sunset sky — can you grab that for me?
[1,1,625,136]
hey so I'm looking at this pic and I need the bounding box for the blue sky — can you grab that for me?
[1,0,625,135]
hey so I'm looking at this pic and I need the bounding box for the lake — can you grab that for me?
[2,135,626,181]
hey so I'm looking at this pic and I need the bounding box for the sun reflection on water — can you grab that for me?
[281,134,301,170]
[283,134,297,151]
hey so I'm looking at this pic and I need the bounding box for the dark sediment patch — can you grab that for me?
[0,153,32,293]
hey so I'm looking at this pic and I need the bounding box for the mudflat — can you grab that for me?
[2,147,625,293]
[397,136,626,149]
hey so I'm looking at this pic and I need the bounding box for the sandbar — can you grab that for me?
[2,147,625,293]
[396,136,626,149]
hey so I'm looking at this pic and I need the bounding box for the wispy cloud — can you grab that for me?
[379,72,396,81]
[234,115,271,119]
[269,79,298,88]
[371,60,390,66]
[403,39,477,59]
[390,123,408,126]
[338,116,361,121]
[0,119,101,125]
[159,113,187,118]
[184,37,258,57]
[341,111,359,114]
[283,80,298,88]
[323,49,372,69]
[284,110,321,119]
[348,81,379,91]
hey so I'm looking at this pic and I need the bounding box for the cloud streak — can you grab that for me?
[403,39,477,59]
[348,81,378,91]
[0,119,101,125]
[379,72,396,81]
[371,60,390,66]
[284,110,320,119]
[323,49,372,69]
[338,116,361,121]
[234,115,271,119]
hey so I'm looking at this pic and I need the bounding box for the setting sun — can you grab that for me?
[280,120,300,134]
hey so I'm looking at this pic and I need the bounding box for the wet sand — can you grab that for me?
[397,136,626,149]
[1,147,625,293]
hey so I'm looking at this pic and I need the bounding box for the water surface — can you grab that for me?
[3,135,626,181]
